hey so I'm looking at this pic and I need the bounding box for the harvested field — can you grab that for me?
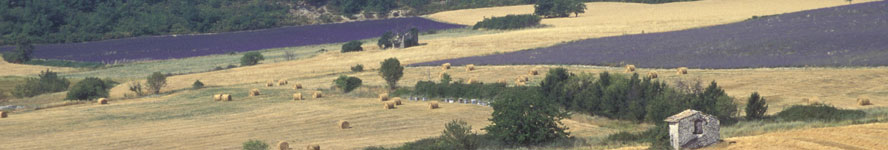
[712,123,888,150]
[417,1,888,68]
[0,55,74,76]
[0,18,463,63]
[0,86,493,149]
[106,0,865,99]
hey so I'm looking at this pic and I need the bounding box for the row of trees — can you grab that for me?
[534,0,587,18]
[472,15,542,30]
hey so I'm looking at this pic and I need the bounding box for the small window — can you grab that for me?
[693,120,704,134]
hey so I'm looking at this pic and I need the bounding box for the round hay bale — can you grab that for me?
[442,63,451,70]
[517,76,529,82]
[221,94,232,101]
[858,97,872,106]
[339,120,350,129]
[1,111,7,118]
[529,70,539,76]
[306,145,320,150]
[466,64,475,71]
[293,93,304,100]
[213,94,222,101]
[677,67,688,75]
[266,81,274,87]
[278,80,288,86]
[806,96,821,105]
[378,93,389,101]
[98,98,108,105]
[429,101,439,109]
[516,81,526,86]
[249,89,261,96]
[277,141,289,150]
[625,65,636,72]
[294,84,303,90]
[384,102,395,109]
[647,72,658,79]
[312,91,323,98]
[393,97,402,105]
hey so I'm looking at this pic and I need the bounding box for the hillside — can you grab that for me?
[418,1,888,68]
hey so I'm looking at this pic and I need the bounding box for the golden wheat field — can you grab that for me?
[713,123,888,150]
[0,55,74,76]
[3,0,886,149]
[110,0,873,100]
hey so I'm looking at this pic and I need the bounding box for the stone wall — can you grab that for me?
[669,113,720,150]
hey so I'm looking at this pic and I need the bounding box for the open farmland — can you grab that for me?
[714,122,888,150]
[416,1,888,68]
[0,17,463,63]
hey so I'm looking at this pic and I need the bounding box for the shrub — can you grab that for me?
[242,139,269,150]
[440,73,452,84]
[341,40,364,53]
[378,32,394,49]
[534,0,586,18]
[485,87,569,145]
[240,52,265,66]
[128,81,144,96]
[66,77,109,100]
[2,42,33,64]
[334,75,363,93]
[472,15,541,30]
[146,72,167,94]
[351,64,364,72]
[11,69,71,98]
[745,92,768,120]
[378,58,403,89]
[192,80,205,89]
[441,120,479,150]
[776,104,865,121]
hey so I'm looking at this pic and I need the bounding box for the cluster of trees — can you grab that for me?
[1,42,33,63]
[0,0,294,45]
[325,0,398,16]
[12,69,70,98]
[539,68,737,124]
[534,0,586,18]
[65,77,116,100]
[472,15,542,30]
[413,79,510,100]
[377,28,419,49]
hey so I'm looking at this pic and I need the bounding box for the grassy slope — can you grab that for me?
[0,54,75,76]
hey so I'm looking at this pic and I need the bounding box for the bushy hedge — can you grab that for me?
[12,69,70,98]
[192,80,205,89]
[472,15,542,30]
[342,40,364,53]
[242,139,268,150]
[351,64,364,72]
[413,81,510,100]
[776,104,865,121]
[66,77,110,100]
[334,75,363,93]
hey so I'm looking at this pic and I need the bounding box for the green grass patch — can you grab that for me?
[24,59,105,68]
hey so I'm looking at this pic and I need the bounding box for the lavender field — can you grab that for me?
[1,17,463,63]
[415,2,888,69]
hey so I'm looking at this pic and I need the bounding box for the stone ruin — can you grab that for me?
[665,109,720,150]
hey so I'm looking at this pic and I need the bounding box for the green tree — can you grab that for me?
[12,69,71,98]
[192,80,205,89]
[66,77,109,100]
[146,72,167,94]
[242,139,269,150]
[745,92,768,120]
[240,52,265,66]
[378,58,404,89]
[440,73,452,84]
[540,68,570,105]
[334,75,363,93]
[2,42,34,64]
[441,119,479,150]
[378,32,394,49]
[533,0,584,18]
[342,40,364,53]
[485,87,569,145]
[351,64,364,72]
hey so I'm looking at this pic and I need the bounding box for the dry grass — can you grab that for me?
[0,85,494,149]
[0,54,75,76]
[711,123,888,150]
